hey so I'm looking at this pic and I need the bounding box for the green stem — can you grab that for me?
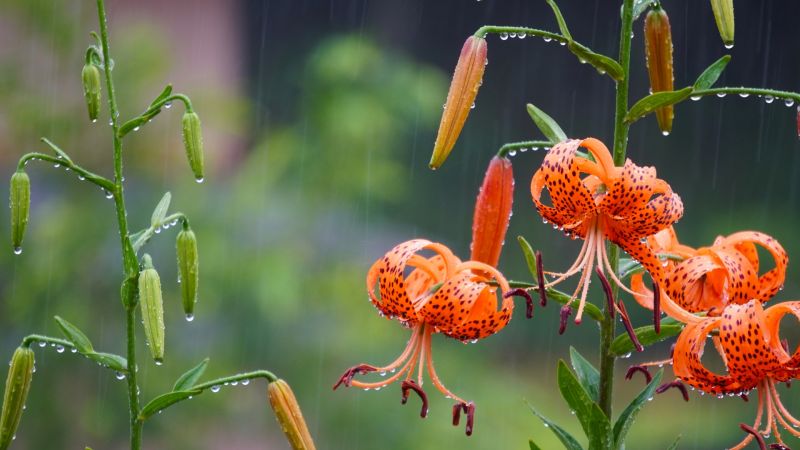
[17,152,115,191]
[599,0,636,420]
[21,335,74,349]
[496,140,554,157]
[692,87,800,103]
[474,25,564,42]
[95,0,142,448]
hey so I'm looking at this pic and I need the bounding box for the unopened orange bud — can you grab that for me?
[429,35,487,169]
[470,156,514,268]
[644,6,675,135]
[267,379,316,450]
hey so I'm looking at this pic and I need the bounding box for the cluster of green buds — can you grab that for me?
[0,347,34,450]
[139,254,165,364]
[8,171,30,255]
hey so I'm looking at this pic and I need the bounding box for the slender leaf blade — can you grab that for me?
[624,87,694,124]
[617,258,644,279]
[610,323,684,356]
[568,43,624,81]
[54,316,94,353]
[529,440,543,450]
[149,84,173,108]
[528,403,585,450]
[693,55,731,90]
[151,192,172,227]
[518,236,538,280]
[86,352,128,373]
[557,360,612,450]
[172,358,210,391]
[527,103,568,144]
[613,370,664,448]
[569,347,600,402]
[139,389,202,420]
[545,0,572,40]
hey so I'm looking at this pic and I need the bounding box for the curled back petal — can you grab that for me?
[664,254,729,313]
[673,317,745,395]
[417,272,483,332]
[762,302,800,379]
[706,247,760,304]
[530,139,596,237]
[721,231,788,300]
[718,301,783,383]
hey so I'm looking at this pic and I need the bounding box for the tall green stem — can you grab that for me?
[598,0,635,419]
[95,0,142,448]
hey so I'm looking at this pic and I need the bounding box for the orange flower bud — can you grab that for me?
[470,156,514,267]
[644,6,675,135]
[429,35,487,169]
[267,379,316,450]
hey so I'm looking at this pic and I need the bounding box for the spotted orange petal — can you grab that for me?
[762,302,800,379]
[673,317,745,395]
[717,301,783,384]
[720,231,788,300]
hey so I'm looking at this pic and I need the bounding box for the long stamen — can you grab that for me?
[740,423,767,450]
[625,365,652,384]
[655,379,689,401]
[504,288,534,318]
[573,228,598,323]
[401,380,429,418]
[617,300,643,352]
[731,382,766,450]
[652,281,661,333]
[334,325,424,390]
[424,329,466,404]
[595,267,616,320]
[599,238,640,297]
[770,380,800,427]
[535,251,547,306]
[544,235,592,286]
[559,305,572,335]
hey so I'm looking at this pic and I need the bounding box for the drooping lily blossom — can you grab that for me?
[673,299,800,450]
[470,155,514,268]
[530,137,689,324]
[429,35,488,169]
[631,229,787,314]
[333,239,531,435]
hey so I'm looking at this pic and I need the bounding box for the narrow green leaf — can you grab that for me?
[617,258,644,280]
[150,192,172,227]
[529,440,543,450]
[624,87,694,124]
[139,389,201,420]
[118,116,150,137]
[613,370,663,448]
[545,0,572,40]
[569,347,600,402]
[630,0,658,21]
[665,434,682,450]
[610,323,684,356]
[86,352,128,373]
[172,358,209,391]
[545,289,605,323]
[40,138,73,164]
[527,104,568,144]
[568,42,624,81]
[557,360,612,450]
[130,229,147,253]
[693,55,731,90]
[149,84,174,108]
[528,403,585,450]
[54,316,94,354]
[517,236,538,280]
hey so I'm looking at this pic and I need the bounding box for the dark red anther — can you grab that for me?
[535,251,547,306]
[625,365,652,384]
[504,288,534,319]
[595,268,615,320]
[656,379,689,402]
[769,444,791,450]
[617,300,643,352]
[401,380,429,418]
[333,364,377,390]
[740,393,750,402]
[559,305,572,335]
[652,282,661,334]
[453,400,476,435]
[740,423,767,450]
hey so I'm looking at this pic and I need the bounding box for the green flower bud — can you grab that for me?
[9,171,30,255]
[268,379,316,450]
[81,63,102,122]
[710,0,734,48]
[176,228,199,319]
[0,346,34,450]
[181,111,205,182]
[138,254,165,364]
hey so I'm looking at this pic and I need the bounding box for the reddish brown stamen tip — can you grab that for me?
[625,365,653,384]
[652,281,661,334]
[401,380,429,418]
[769,444,791,450]
[740,393,749,402]
[740,423,767,450]
[535,251,547,306]
[595,268,615,320]
[504,288,534,319]
[617,300,643,352]
[452,402,468,426]
[333,364,377,390]
[453,401,476,435]
[559,305,572,335]
[655,380,689,402]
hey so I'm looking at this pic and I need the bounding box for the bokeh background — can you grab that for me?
[1,0,800,448]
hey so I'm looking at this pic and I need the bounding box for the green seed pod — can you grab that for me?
[181,111,205,182]
[176,228,199,319]
[81,63,102,122]
[268,379,316,450]
[0,346,34,450]
[9,171,30,255]
[710,0,734,48]
[138,254,165,364]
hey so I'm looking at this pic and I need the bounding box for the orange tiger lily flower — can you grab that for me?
[631,229,787,314]
[333,239,531,435]
[673,299,800,450]
[530,137,688,324]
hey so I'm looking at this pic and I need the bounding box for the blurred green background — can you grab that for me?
[1,0,800,448]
